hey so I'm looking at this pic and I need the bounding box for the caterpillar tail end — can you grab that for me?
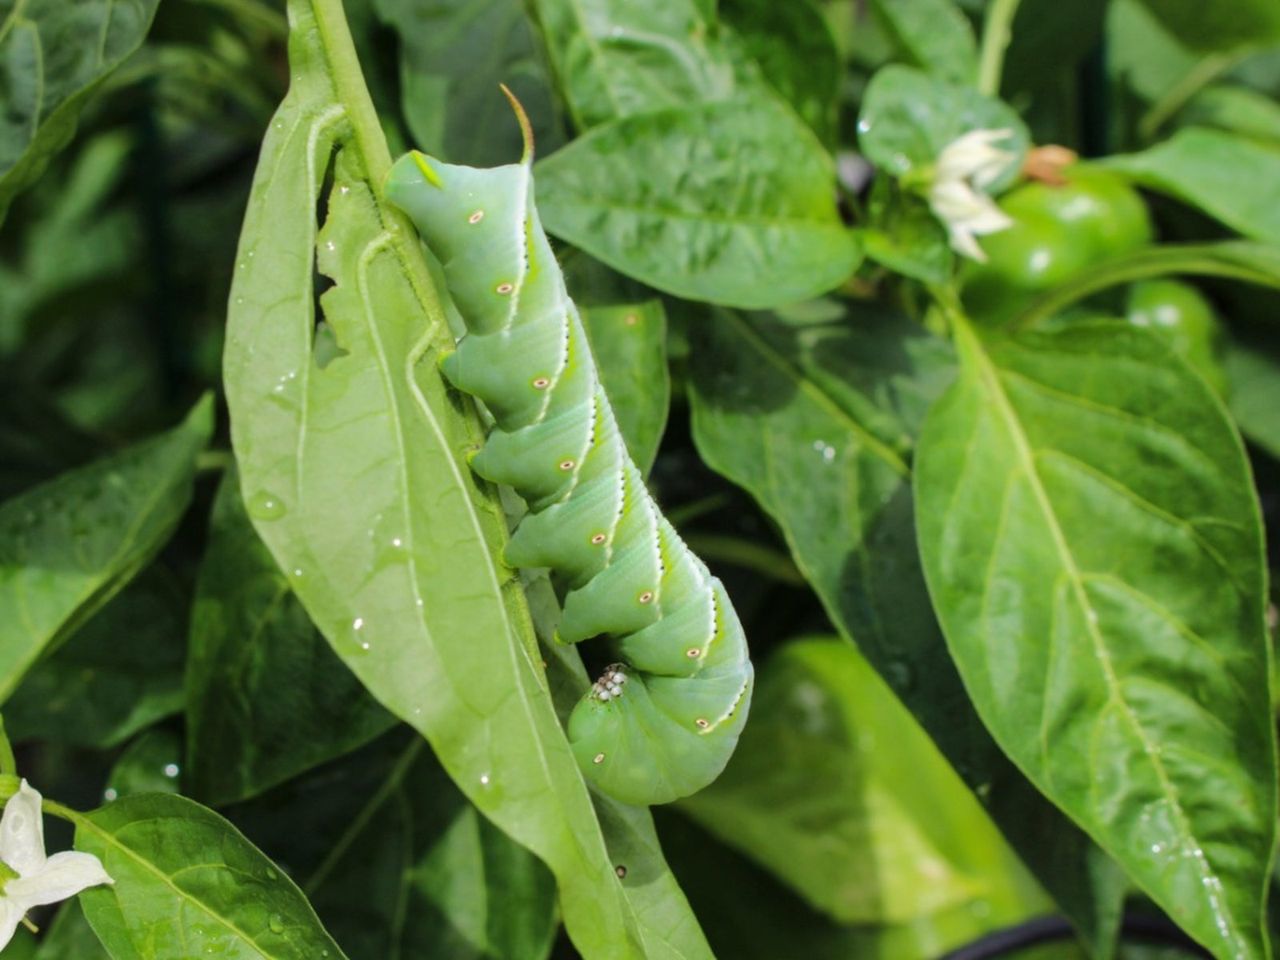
[566,666,753,806]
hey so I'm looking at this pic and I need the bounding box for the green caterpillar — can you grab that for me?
[384,94,752,806]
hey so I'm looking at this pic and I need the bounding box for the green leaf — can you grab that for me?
[868,0,978,86]
[524,0,737,129]
[222,3,708,957]
[36,900,111,960]
[299,738,557,960]
[1105,128,1280,245]
[371,0,565,167]
[1223,336,1280,460]
[658,808,1033,960]
[533,592,720,960]
[1182,86,1280,145]
[4,566,186,748]
[686,307,1126,954]
[0,397,212,703]
[76,793,348,959]
[860,179,954,285]
[186,472,394,805]
[679,636,1049,927]
[103,728,183,799]
[1015,241,1280,328]
[580,301,669,475]
[0,0,161,222]
[857,64,1029,191]
[915,318,1276,960]
[536,96,861,309]
[1132,0,1280,51]
[720,0,840,143]
[1105,0,1198,104]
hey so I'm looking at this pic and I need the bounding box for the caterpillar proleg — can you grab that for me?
[385,92,752,805]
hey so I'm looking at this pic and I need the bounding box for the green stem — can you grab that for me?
[196,449,235,474]
[0,716,15,778]
[41,798,89,825]
[310,0,395,183]
[682,534,806,587]
[1138,51,1247,142]
[977,0,1023,97]
[303,738,425,895]
[1012,244,1280,328]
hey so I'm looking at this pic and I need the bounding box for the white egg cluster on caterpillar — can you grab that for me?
[384,88,752,805]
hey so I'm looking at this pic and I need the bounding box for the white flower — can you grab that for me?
[927,128,1016,262]
[0,780,112,949]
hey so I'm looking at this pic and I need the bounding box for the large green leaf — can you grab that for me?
[686,307,1126,954]
[0,0,160,222]
[4,566,186,748]
[371,0,564,167]
[915,318,1275,960]
[295,738,557,960]
[37,901,111,960]
[857,64,1028,191]
[1223,337,1280,460]
[222,3,709,957]
[1182,86,1280,145]
[1131,0,1280,51]
[76,793,348,959]
[186,472,394,806]
[720,0,840,143]
[1105,128,1280,246]
[536,96,861,309]
[679,636,1049,929]
[580,300,669,475]
[867,0,977,86]
[0,397,211,703]
[524,0,737,129]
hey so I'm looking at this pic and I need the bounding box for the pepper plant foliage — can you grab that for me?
[1,0,1279,957]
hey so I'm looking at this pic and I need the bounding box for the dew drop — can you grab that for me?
[103,788,119,802]
[266,868,279,881]
[615,864,627,879]
[480,774,491,786]
[353,617,365,631]
[268,915,285,935]
[593,753,606,764]
[163,763,180,779]
[247,491,287,520]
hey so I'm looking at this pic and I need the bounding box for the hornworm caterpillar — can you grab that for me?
[384,93,753,806]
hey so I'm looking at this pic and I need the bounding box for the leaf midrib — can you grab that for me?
[955,317,1242,950]
[77,813,341,959]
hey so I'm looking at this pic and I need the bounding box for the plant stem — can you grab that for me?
[977,0,1023,97]
[309,0,394,182]
[1138,51,1248,143]
[0,716,15,778]
[41,798,88,825]
[1012,244,1280,328]
[196,449,235,474]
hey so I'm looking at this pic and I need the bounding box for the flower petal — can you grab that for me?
[947,224,988,262]
[0,897,24,952]
[6,850,113,909]
[0,780,46,876]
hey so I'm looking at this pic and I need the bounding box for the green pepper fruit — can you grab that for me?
[1126,279,1227,396]
[964,167,1153,323]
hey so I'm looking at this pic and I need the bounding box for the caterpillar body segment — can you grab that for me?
[386,132,753,806]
